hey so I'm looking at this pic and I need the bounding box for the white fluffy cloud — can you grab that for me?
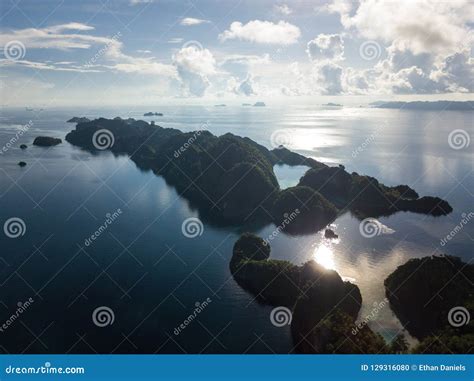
[219,20,301,45]
[330,0,472,55]
[180,18,210,26]
[307,34,344,61]
[274,4,292,15]
[173,46,217,96]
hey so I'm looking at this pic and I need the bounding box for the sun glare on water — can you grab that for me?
[313,243,337,271]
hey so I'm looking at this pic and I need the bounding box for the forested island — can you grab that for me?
[64,117,466,354]
[65,117,451,229]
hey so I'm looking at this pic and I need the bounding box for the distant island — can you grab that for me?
[253,101,266,107]
[323,103,343,107]
[67,117,91,123]
[143,112,163,116]
[65,117,451,229]
[242,103,252,106]
[372,100,474,111]
[33,136,62,146]
[214,104,226,107]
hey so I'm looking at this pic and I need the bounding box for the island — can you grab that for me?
[253,102,266,107]
[323,103,343,107]
[67,117,91,123]
[33,136,62,146]
[65,117,452,228]
[230,233,391,353]
[20,144,27,149]
[385,255,473,353]
[372,100,474,111]
[18,161,26,167]
[214,104,226,107]
[242,103,252,106]
[143,112,163,116]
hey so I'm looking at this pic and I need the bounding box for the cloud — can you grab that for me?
[307,34,344,61]
[167,38,183,44]
[180,18,210,26]
[330,0,472,55]
[274,4,292,15]
[0,23,176,77]
[219,20,301,45]
[173,45,217,96]
[129,0,154,5]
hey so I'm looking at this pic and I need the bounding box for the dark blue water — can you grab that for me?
[0,104,472,352]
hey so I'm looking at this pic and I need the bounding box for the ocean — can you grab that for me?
[0,103,472,353]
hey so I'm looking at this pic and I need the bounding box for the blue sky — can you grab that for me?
[1,0,473,106]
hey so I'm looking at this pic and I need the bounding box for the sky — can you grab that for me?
[0,0,473,106]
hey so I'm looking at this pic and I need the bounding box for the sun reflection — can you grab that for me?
[313,243,336,271]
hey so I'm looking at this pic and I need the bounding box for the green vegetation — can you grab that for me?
[66,117,452,226]
[385,255,474,353]
[231,233,369,353]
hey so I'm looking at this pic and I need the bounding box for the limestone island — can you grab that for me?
[144,112,163,116]
[385,255,473,353]
[18,161,26,167]
[33,136,62,146]
[253,102,266,107]
[230,233,399,353]
[65,117,452,229]
[67,117,91,123]
[20,144,27,149]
